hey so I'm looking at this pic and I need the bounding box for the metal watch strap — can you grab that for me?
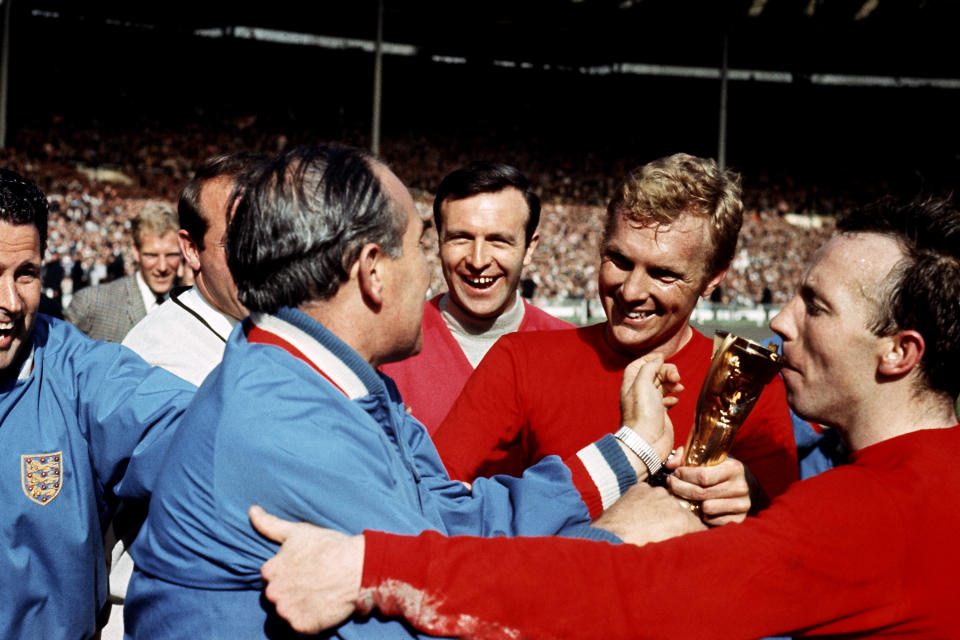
[614,426,663,477]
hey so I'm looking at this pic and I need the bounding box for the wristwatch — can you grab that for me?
[614,425,663,477]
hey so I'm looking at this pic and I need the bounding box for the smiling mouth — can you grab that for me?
[0,320,17,348]
[463,275,499,290]
[619,308,655,321]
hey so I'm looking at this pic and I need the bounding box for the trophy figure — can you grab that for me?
[678,331,782,511]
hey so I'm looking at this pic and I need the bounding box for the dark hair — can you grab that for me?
[227,145,406,313]
[0,168,48,254]
[178,151,267,251]
[837,196,960,398]
[432,161,541,245]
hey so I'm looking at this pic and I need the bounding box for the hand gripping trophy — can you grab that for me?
[679,331,782,511]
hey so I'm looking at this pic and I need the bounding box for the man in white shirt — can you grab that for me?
[100,152,265,640]
[65,202,181,342]
[123,152,265,384]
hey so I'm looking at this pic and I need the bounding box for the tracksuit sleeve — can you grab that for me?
[406,400,637,536]
[73,340,196,500]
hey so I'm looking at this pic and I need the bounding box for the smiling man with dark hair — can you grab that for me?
[381,161,570,434]
[0,168,194,639]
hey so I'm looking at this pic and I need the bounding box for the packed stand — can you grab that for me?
[0,118,895,309]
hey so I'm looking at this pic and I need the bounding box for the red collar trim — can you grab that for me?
[244,321,349,398]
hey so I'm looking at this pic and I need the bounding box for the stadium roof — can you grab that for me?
[16,0,960,81]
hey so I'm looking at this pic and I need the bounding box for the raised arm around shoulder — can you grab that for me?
[78,338,196,500]
[250,505,364,635]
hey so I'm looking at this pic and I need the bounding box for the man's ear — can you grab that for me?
[878,329,925,377]
[700,267,729,298]
[356,243,385,309]
[178,230,202,272]
[522,232,540,267]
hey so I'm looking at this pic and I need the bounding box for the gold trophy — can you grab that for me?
[678,331,782,512]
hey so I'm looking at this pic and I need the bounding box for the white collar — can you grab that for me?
[178,286,239,341]
[247,312,371,400]
[135,271,163,313]
[439,291,525,337]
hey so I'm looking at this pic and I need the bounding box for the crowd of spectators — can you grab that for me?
[2,117,918,310]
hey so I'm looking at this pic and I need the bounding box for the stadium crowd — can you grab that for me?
[0,117,872,308]
[3,115,958,640]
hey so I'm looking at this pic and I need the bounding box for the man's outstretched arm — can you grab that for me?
[250,496,704,638]
[252,494,888,640]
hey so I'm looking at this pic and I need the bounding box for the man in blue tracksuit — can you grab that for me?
[0,168,195,639]
[125,146,686,638]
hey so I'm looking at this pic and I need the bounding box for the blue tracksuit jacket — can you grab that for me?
[126,307,620,639]
[1,315,194,639]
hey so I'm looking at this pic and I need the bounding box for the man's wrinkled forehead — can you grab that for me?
[0,179,48,253]
[805,233,904,304]
[0,221,43,254]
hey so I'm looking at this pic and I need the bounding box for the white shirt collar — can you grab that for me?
[179,286,240,341]
[135,271,163,313]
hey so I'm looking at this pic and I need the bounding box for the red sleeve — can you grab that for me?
[433,336,529,480]
[729,374,798,500]
[359,471,908,640]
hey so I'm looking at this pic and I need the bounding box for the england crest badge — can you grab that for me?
[21,452,63,505]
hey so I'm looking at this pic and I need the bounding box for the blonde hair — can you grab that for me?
[132,201,179,249]
[605,153,743,278]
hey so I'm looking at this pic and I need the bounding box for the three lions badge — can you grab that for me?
[21,452,62,505]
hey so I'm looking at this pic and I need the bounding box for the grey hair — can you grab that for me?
[227,145,406,313]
